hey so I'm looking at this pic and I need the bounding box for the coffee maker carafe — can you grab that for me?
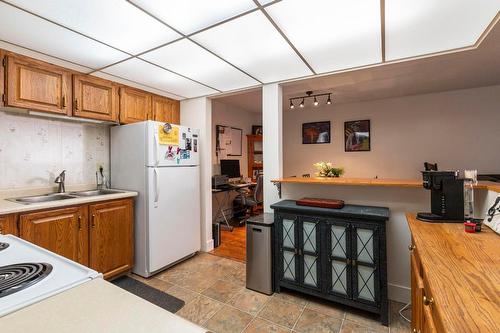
[417,170,467,222]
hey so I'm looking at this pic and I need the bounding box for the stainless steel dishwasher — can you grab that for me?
[246,213,274,295]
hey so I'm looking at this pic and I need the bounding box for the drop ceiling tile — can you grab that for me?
[191,10,312,83]
[385,0,500,60]
[0,2,128,69]
[92,71,183,100]
[140,39,259,91]
[130,0,256,35]
[103,58,217,98]
[6,0,181,54]
[266,0,382,74]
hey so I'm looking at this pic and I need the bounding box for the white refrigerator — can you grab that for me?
[111,121,201,277]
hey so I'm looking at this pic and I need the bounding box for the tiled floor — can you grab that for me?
[132,253,411,333]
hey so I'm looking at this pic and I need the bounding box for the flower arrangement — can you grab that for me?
[313,162,344,178]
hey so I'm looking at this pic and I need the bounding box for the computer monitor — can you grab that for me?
[220,159,241,179]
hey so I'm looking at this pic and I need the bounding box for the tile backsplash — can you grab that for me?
[0,111,110,190]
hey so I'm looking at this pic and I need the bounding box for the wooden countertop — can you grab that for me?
[407,213,500,333]
[271,177,500,192]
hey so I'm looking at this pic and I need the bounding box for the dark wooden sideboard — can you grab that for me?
[271,200,390,325]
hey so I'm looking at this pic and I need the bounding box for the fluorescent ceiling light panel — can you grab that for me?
[0,2,128,69]
[385,0,500,60]
[192,10,312,83]
[103,58,217,98]
[129,0,256,35]
[266,0,382,74]
[140,39,259,91]
[6,0,181,54]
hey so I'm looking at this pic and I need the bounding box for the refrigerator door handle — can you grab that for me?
[154,167,159,208]
[154,131,160,167]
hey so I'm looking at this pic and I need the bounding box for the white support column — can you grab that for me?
[262,83,283,213]
[180,97,213,252]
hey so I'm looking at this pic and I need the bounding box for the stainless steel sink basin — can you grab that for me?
[8,193,77,204]
[69,189,125,197]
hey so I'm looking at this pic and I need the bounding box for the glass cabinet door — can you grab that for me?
[327,221,351,298]
[352,224,379,304]
[300,217,320,290]
[279,215,299,283]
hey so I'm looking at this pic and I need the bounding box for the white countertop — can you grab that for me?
[0,279,208,333]
[0,189,137,215]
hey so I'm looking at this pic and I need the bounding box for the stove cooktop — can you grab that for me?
[0,263,53,298]
[0,242,9,252]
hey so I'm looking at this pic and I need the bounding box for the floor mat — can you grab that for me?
[111,276,184,313]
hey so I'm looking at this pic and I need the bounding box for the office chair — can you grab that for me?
[233,174,264,223]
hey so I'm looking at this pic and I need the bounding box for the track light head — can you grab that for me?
[313,96,319,106]
[326,94,332,105]
[299,98,305,108]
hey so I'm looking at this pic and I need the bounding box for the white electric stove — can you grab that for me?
[0,234,101,317]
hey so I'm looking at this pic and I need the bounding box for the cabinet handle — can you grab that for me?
[62,96,66,108]
[346,258,351,265]
[423,296,434,306]
[91,214,96,228]
[74,99,78,110]
[294,248,298,255]
[298,249,303,256]
[352,259,357,266]
[78,216,82,230]
[408,244,415,251]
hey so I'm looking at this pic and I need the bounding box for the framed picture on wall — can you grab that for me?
[252,125,262,135]
[344,120,370,152]
[302,121,331,144]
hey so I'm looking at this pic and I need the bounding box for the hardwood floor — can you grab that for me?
[210,225,246,262]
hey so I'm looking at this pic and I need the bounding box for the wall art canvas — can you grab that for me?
[302,121,331,144]
[345,120,370,152]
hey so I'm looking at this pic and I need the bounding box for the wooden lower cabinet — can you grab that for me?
[89,199,134,279]
[19,206,88,266]
[0,214,18,235]
[12,198,133,280]
[410,245,442,333]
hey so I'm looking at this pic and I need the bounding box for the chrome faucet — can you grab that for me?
[54,170,66,193]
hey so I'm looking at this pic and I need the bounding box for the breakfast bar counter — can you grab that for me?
[407,213,500,333]
[271,177,500,192]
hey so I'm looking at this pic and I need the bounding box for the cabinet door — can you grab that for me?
[276,213,300,284]
[325,219,352,299]
[0,51,5,107]
[298,216,321,291]
[411,250,423,333]
[170,99,180,124]
[351,223,380,305]
[5,54,71,115]
[73,74,118,121]
[0,214,18,236]
[119,87,152,124]
[152,95,180,124]
[19,206,88,265]
[89,199,133,279]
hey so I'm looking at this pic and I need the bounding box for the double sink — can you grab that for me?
[8,189,125,205]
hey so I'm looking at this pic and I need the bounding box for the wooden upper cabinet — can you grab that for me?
[19,206,89,265]
[152,95,180,124]
[89,199,133,279]
[73,74,118,122]
[5,54,71,115]
[0,214,18,236]
[119,87,152,124]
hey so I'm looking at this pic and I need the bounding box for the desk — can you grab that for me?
[212,183,256,231]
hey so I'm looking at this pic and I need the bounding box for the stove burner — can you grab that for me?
[0,242,9,251]
[0,263,53,298]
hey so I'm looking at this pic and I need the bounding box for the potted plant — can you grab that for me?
[313,162,344,178]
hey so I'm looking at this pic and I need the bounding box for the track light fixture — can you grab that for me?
[289,91,333,109]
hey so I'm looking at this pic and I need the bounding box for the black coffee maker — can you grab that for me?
[417,170,465,222]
